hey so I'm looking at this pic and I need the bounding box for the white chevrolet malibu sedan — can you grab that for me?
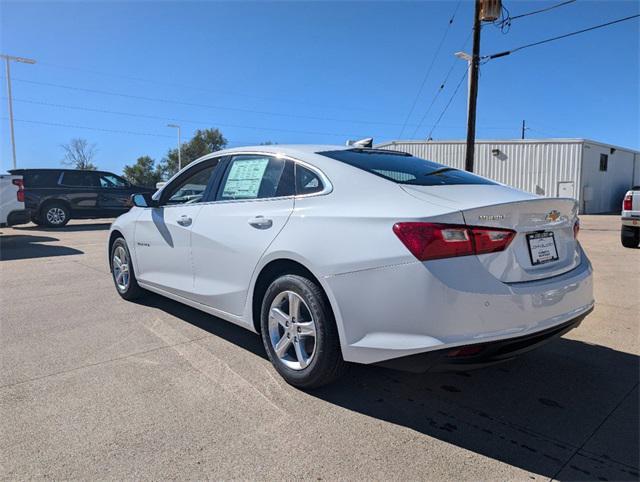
[109,145,594,388]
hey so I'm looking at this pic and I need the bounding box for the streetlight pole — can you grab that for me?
[1,54,36,170]
[167,124,182,172]
[454,52,472,124]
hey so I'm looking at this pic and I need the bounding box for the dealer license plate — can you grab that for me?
[526,231,559,265]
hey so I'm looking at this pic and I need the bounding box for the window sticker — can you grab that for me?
[223,158,269,199]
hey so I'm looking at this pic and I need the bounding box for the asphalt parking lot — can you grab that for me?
[1,215,638,480]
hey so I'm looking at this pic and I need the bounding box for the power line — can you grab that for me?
[488,0,577,33]
[3,117,175,138]
[485,14,640,60]
[410,31,472,138]
[426,68,468,140]
[5,77,414,128]
[398,0,463,138]
[36,61,388,116]
[509,0,577,21]
[3,97,374,138]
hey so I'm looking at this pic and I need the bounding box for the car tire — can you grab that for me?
[41,202,70,227]
[110,237,145,300]
[621,225,640,248]
[260,274,346,389]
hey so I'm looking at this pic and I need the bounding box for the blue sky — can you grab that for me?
[1,0,638,174]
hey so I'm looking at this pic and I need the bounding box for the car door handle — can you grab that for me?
[177,215,192,227]
[248,216,273,229]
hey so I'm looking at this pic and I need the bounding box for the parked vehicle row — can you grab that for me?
[108,145,595,388]
[621,187,640,248]
[8,168,154,227]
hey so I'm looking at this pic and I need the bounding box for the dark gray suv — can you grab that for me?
[9,169,154,227]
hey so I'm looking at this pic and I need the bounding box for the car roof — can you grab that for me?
[9,168,118,175]
[215,144,349,156]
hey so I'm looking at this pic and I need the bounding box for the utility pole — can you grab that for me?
[464,0,482,173]
[1,54,36,170]
[461,0,501,172]
[521,119,526,139]
[167,124,182,172]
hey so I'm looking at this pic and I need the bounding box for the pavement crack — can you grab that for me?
[0,334,213,391]
[549,381,639,480]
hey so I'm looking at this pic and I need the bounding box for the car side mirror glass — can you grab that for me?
[131,192,156,208]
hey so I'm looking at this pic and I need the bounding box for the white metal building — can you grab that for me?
[377,139,640,214]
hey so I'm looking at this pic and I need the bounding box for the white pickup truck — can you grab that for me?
[0,173,29,227]
[621,186,640,248]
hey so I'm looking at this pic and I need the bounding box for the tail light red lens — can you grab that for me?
[623,193,633,211]
[393,222,515,261]
[392,223,473,261]
[472,227,516,254]
[12,179,24,203]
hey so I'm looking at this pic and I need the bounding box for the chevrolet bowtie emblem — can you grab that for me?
[546,210,561,222]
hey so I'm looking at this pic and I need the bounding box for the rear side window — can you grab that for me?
[219,155,294,200]
[24,170,61,187]
[60,171,98,187]
[318,149,496,186]
[295,164,324,195]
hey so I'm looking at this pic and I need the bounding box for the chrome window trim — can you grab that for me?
[151,150,332,207]
[221,151,333,200]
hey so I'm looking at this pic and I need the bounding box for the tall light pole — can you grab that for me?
[167,124,182,172]
[1,54,36,170]
[454,51,472,124]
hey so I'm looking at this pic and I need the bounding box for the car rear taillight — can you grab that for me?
[12,179,24,203]
[393,222,515,261]
[573,219,580,239]
[623,193,633,211]
[472,227,515,254]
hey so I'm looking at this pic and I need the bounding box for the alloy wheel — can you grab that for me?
[46,207,66,225]
[112,245,130,292]
[268,290,317,370]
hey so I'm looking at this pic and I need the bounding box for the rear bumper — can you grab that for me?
[621,216,640,228]
[6,209,30,226]
[325,245,594,365]
[374,307,592,373]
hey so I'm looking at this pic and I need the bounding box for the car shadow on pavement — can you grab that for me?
[311,341,639,481]
[13,222,112,232]
[0,234,84,261]
[133,293,639,481]
[135,293,267,357]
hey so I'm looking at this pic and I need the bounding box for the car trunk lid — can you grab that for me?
[401,184,581,282]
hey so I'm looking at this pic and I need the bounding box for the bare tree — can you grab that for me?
[61,138,98,170]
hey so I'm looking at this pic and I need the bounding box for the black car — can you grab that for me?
[9,168,155,227]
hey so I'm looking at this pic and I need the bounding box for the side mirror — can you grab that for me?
[131,192,157,208]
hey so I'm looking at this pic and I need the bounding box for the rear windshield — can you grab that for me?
[318,149,496,186]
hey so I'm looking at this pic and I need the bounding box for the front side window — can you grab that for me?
[99,173,128,188]
[219,155,294,200]
[318,149,496,186]
[60,171,98,187]
[164,161,219,205]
